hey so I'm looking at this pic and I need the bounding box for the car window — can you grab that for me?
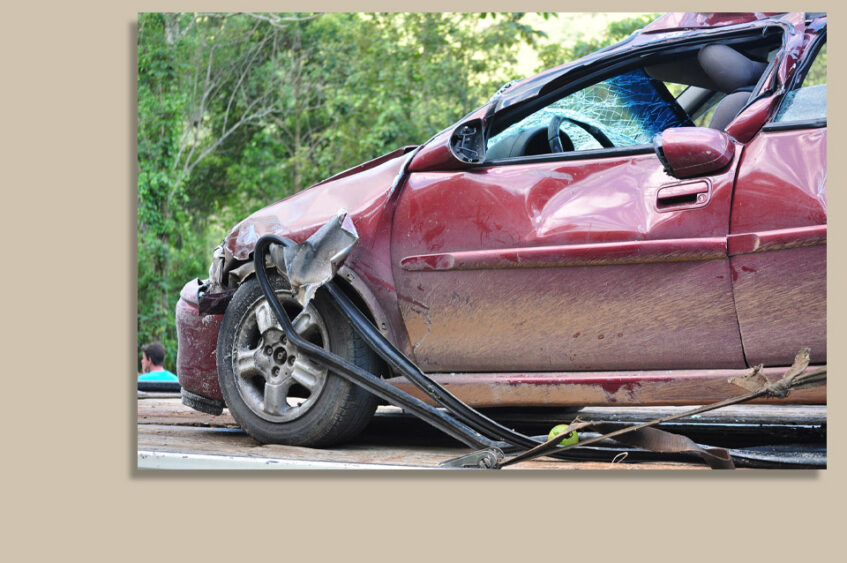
[487,68,692,155]
[774,40,826,123]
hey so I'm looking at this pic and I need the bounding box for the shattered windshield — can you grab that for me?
[488,68,692,152]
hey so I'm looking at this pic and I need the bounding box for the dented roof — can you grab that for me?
[494,12,807,112]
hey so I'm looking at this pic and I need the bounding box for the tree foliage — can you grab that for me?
[136,12,642,370]
[535,13,658,72]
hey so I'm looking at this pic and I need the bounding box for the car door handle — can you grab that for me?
[656,181,711,211]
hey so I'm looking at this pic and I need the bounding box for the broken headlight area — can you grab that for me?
[197,210,358,316]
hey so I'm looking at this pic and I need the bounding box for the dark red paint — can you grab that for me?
[725,98,774,143]
[727,225,826,255]
[643,13,781,32]
[386,367,825,407]
[390,146,744,371]
[659,127,734,178]
[729,126,827,366]
[311,146,416,188]
[496,13,794,112]
[175,280,223,400]
[175,13,826,408]
[400,237,727,272]
[730,129,826,233]
[730,247,826,366]
[408,106,489,172]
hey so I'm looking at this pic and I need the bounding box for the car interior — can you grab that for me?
[485,38,781,161]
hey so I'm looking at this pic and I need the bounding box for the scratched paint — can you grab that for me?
[731,246,826,366]
[729,126,827,366]
[176,281,224,400]
[175,13,824,408]
[391,149,744,371]
[385,368,825,407]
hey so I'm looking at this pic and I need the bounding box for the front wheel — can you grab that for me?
[216,275,379,446]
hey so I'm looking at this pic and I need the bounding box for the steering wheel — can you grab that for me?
[547,114,615,153]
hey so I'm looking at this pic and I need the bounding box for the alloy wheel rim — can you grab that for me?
[232,291,330,423]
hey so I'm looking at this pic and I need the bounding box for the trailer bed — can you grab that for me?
[137,392,825,470]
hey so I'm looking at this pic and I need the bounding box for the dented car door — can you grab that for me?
[728,30,827,366]
[387,20,813,374]
[391,142,745,372]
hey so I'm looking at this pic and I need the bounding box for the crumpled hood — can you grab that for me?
[225,147,413,261]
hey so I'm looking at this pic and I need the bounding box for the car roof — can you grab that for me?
[493,12,819,112]
[641,12,783,33]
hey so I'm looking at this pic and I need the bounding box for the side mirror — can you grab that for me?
[408,118,486,172]
[654,127,735,179]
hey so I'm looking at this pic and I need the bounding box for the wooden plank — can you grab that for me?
[138,398,830,469]
[136,398,709,470]
[137,398,236,428]
[138,425,704,470]
[138,425,461,468]
[138,451,421,470]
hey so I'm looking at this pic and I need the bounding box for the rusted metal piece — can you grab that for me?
[438,448,504,469]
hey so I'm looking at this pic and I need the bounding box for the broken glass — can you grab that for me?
[489,68,691,152]
[774,84,827,123]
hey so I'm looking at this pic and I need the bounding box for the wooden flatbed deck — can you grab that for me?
[137,392,825,470]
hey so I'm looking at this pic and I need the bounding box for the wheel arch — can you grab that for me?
[219,255,396,379]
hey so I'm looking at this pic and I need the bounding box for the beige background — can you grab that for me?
[3,2,840,561]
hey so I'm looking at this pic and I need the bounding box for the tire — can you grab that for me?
[217,274,379,446]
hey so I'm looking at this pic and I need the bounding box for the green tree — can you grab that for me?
[137,13,315,361]
[137,13,188,361]
[138,12,627,369]
[535,13,658,71]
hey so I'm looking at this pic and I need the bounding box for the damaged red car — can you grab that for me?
[175,12,827,446]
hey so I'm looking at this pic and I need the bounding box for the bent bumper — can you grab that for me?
[176,279,224,402]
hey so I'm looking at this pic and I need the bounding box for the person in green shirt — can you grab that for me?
[138,341,178,382]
